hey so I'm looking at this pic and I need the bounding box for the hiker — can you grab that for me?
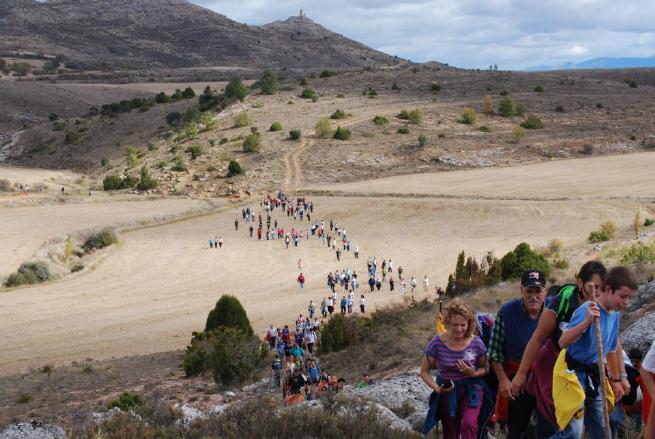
[510,261,607,437]
[424,275,430,292]
[267,324,278,349]
[641,341,655,439]
[297,273,305,291]
[411,276,417,294]
[234,218,239,231]
[272,355,282,387]
[208,238,214,249]
[340,296,347,314]
[368,276,375,292]
[354,244,359,259]
[217,236,223,248]
[389,277,395,291]
[308,301,316,319]
[347,293,354,314]
[554,266,637,438]
[375,274,382,291]
[298,259,303,271]
[420,298,489,439]
[327,296,334,315]
[257,228,262,240]
[306,330,316,355]
[249,224,254,238]
[489,270,547,438]
[359,294,366,313]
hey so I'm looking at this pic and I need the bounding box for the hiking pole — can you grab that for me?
[590,284,612,439]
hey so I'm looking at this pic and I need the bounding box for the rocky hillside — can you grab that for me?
[0,0,400,70]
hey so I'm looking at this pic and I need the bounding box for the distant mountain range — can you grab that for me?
[525,56,655,72]
[0,0,400,70]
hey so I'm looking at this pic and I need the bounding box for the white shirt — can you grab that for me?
[644,341,655,373]
[360,298,366,306]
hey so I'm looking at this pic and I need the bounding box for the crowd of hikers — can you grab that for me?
[419,262,655,439]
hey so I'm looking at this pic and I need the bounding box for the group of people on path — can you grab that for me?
[420,262,655,439]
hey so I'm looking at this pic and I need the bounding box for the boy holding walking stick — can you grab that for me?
[554,266,638,438]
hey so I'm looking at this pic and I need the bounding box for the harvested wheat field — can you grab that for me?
[0,152,651,376]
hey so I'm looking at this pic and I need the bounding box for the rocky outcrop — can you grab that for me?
[0,421,65,439]
[626,280,655,313]
[621,312,655,353]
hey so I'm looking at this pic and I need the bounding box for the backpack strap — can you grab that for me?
[556,284,577,321]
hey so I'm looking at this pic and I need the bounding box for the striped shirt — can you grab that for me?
[425,335,487,381]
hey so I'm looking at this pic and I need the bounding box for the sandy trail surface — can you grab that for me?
[306,152,655,200]
[0,198,213,277]
[0,153,651,375]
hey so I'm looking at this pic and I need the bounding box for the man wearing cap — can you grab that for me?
[489,270,547,438]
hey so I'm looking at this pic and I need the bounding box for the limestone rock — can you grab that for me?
[0,421,66,439]
[626,281,655,313]
[621,312,655,353]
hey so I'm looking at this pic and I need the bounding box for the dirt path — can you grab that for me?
[284,138,315,191]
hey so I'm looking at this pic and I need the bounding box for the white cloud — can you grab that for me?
[190,0,655,70]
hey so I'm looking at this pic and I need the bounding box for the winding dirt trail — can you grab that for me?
[284,138,315,191]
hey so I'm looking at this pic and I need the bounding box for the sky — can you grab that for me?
[190,0,655,70]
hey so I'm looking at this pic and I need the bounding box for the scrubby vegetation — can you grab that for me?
[107,392,144,412]
[397,109,423,124]
[300,88,318,100]
[82,229,117,253]
[520,115,544,129]
[315,118,333,138]
[185,144,203,159]
[446,251,501,295]
[498,97,515,117]
[242,132,261,153]
[136,167,157,191]
[588,221,617,243]
[184,295,264,385]
[331,109,348,120]
[258,70,279,95]
[224,77,250,101]
[397,126,410,134]
[499,242,551,281]
[103,174,138,191]
[418,134,427,147]
[333,126,352,141]
[233,112,252,128]
[227,160,244,177]
[373,115,389,126]
[4,261,51,287]
[269,121,282,132]
[87,394,422,439]
[459,108,477,124]
[289,129,302,140]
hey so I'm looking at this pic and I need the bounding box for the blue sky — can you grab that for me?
[191,0,655,70]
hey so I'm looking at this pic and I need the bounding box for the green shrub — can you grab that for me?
[333,126,351,140]
[366,89,377,98]
[300,88,317,99]
[5,261,52,287]
[71,263,84,273]
[82,229,117,253]
[259,69,279,95]
[224,77,250,101]
[446,251,501,295]
[172,156,187,172]
[289,129,302,140]
[515,102,526,116]
[182,86,195,98]
[618,241,655,265]
[318,313,376,354]
[315,118,333,138]
[645,218,654,227]
[136,167,157,191]
[373,115,388,126]
[107,392,144,413]
[397,126,410,134]
[219,138,228,145]
[233,112,252,128]
[227,160,244,177]
[460,108,477,124]
[103,174,137,191]
[391,82,400,91]
[534,85,544,92]
[242,132,261,153]
[299,78,308,86]
[499,242,551,281]
[555,105,565,113]
[500,90,509,96]
[398,109,410,120]
[185,144,203,159]
[521,115,544,129]
[64,131,80,145]
[588,222,617,243]
[184,327,266,385]
[269,121,282,132]
[418,134,427,147]
[628,81,638,88]
[206,295,254,335]
[320,70,336,78]
[331,109,348,119]
[431,83,441,92]
[408,109,423,124]
[498,97,515,117]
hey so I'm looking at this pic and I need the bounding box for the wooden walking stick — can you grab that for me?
[590,284,612,439]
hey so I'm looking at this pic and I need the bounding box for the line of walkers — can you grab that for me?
[420,262,654,439]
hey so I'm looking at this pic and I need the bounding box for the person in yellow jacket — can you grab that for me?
[553,267,637,439]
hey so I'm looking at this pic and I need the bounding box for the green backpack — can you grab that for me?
[551,283,577,321]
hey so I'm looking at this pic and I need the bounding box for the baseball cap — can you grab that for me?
[521,270,546,288]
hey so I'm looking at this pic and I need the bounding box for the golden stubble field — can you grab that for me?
[1,151,653,375]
